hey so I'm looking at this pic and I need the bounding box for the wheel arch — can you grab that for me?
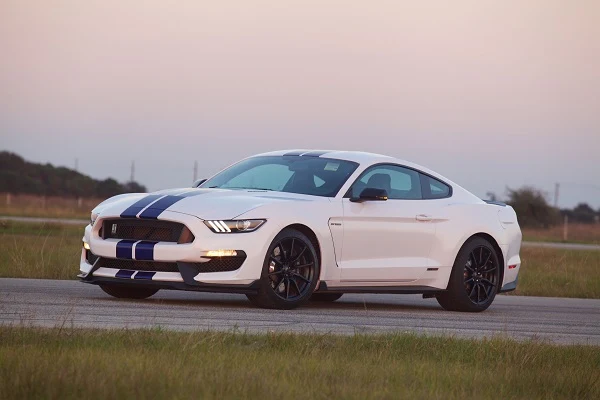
[461,232,505,288]
[282,223,322,270]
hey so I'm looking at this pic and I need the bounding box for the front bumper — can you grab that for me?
[80,210,273,286]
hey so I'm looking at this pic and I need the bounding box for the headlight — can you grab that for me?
[90,211,99,226]
[204,219,266,233]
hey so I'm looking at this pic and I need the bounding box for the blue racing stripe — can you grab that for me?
[135,241,157,261]
[138,195,183,219]
[120,194,163,218]
[302,150,331,157]
[134,271,156,280]
[283,150,306,156]
[116,240,137,259]
[115,269,136,279]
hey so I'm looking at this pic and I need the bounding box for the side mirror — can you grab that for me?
[192,178,207,188]
[350,188,388,203]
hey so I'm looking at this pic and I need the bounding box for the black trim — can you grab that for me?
[343,162,453,200]
[80,276,261,294]
[499,278,518,293]
[483,200,507,207]
[314,282,442,294]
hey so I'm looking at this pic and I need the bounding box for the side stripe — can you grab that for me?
[115,269,136,279]
[120,194,163,218]
[134,271,156,280]
[135,241,157,261]
[116,240,137,259]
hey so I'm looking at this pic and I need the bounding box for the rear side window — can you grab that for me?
[420,174,451,199]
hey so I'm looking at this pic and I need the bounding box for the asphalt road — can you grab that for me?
[1,278,598,345]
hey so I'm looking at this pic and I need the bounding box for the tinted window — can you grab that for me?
[348,164,422,200]
[420,174,451,199]
[202,156,359,197]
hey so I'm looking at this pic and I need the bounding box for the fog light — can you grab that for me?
[83,241,91,250]
[206,250,238,257]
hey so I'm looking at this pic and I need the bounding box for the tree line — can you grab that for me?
[490,187,600,228]
[0,151,147,198]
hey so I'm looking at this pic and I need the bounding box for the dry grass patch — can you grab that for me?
[512,247,600,298]
[523,223,600,245]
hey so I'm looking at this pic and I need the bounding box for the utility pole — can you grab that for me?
[130,161,135,182]
[554,182,560,208]
[193,161,198,182]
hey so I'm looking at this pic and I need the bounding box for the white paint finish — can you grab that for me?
[81,150,522,304]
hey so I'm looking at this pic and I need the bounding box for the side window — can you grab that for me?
[420,174,451,199]
[348,165,422,200]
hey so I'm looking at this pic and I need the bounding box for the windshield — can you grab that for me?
[202,156,359,197]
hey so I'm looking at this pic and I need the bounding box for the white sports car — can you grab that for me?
[80,150,522,312]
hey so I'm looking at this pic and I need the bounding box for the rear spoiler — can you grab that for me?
[483,200,507,207]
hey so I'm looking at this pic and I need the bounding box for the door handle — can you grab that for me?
[416,214,433,222]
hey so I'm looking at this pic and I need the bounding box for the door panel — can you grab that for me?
[339,199,437,282]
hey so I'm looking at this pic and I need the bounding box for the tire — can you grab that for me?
[246,228,320,309]
[436,237,500,312]
[100,284,159,300]
[310,293,343,302]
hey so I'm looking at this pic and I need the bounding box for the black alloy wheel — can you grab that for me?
[247,228,319,309]
[463,245,498,305]
[436,237,500,312]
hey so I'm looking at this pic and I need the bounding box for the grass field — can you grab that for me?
[0,326,598,400]
[1,220,599,298]
[523,223,600,245]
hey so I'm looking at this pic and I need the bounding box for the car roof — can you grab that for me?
[255,149,394,164]
[252,149,481,203]
[254,149,440,177]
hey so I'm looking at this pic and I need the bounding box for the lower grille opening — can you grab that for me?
[100,258,179,273]
[197,257,246,273]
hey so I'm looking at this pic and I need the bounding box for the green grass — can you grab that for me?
[509,247,600,299]
[0,326,598,400]
[1,221,599,299]
[0,221,82,280]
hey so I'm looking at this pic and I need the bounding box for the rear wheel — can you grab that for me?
[246,228,319,309]
[436,237,500,312]
[310,293,343,302]
[100,284,159,300]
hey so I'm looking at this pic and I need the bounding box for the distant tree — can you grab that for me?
[123,181,147,193]
[485,191,498,201]
[570,203,596,224]
[0,151,147,198]
[506,186,560,228]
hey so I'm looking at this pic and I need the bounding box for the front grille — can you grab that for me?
[100,258,179,273]
[197,257,245,273]
[102,219,193,243]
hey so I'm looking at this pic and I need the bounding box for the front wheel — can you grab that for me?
[100,284,159,299]
[436,237,500,312]
[246,228,320,309]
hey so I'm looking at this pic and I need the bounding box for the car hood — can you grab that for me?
[98,188,321,220]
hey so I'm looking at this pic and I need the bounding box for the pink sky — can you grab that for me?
[1,0,599,207]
